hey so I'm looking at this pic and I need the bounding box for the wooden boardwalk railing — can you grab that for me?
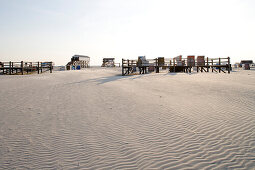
[122,57,231,76]
[0,61,53,75]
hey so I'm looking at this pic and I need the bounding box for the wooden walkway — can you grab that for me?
[0,61,53,75]
[122,57,231,76]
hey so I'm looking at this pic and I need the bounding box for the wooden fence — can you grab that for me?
[122,57,231,76]
[0,61,53,75]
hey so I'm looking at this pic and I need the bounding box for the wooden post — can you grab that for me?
[37,62,40,74]
[50,62,52,73]
[26,62,28,74]
[156,58,159,73]
[127,59,130,74]
[211,59,213,72]
[21,61,24,75]
[219,58,221,73]
[173,58,175,72]
[11,62,14,74]
[207,57,209,72]
[228,57,230,74]
[122,59,124,76]
[9,61,11,75]
[41,62,43,73]
[51,62,53,73]
[2,63,5,74]
[131,60,133,73]
[197,66,199,72]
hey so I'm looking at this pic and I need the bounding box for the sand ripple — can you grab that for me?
[0,69,255,169]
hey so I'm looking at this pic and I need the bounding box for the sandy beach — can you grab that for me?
[0,68,254,169]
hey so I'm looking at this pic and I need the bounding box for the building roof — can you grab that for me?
[241,60,253,64]
[103,58,115,60]
[73,55,90,58]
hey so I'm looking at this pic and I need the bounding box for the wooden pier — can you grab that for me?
[122,57,231,76]
[0,61,53,75]
[122,59,138,75]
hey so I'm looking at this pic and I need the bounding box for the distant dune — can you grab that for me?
[0,68,254,169]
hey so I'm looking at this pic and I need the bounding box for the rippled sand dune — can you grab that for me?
[0,68,254,169]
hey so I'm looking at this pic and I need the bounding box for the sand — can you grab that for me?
[0,68,255,169]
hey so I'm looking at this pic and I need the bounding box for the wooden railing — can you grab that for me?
[122,57,231,75]
[0,61,53,75]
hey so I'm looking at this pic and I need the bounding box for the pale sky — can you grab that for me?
[0,0,255,65]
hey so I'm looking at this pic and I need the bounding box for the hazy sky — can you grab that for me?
[0,0,255,65]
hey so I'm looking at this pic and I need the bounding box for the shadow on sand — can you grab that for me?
[65,71,205,86]
[65,74,144,85]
